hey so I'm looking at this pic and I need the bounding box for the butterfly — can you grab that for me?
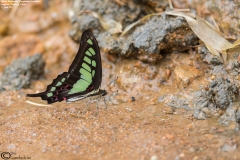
[27,30,107,104]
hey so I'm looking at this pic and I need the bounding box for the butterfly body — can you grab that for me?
[27,30,106,104]
[66,89,107,103]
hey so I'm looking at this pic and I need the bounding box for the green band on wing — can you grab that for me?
[92,60,96,67]
[81,75,92,84]
[56,82,62,86]
[61,78,66,82]
[76,79,90,88]
[47,93,53,97]
[82,63,91,72]
[87,39,93,45]
[68,91,75,94]
[68,85,85,94]
[85,51,92,57]
[84,56,91,64]
[79,68,92,83]
[50,87,56,92]
[92,70,95,77]
[69,79,89,94]
[88,48,95,55]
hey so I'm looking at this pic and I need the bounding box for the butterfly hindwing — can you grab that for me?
[27,72,71,103]
[27,30,102,104]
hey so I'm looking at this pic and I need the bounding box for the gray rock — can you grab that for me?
[69,0,142,42]
[221,143,237,152]
[69,15,101,41]
[193,110,207,120]
[69,0,198,63]
[189,77,238,122]
[236,109,240,124]
[97,14,198,63]
[211,77,237,110]
[71,0,142,27]
[158,95,165,102]
[167,95,189,110]
[200,46,223,65]
[193,77,237,112]
[218,103,238,125]
[193,89,213,110]
[0,53,45,90]
[7,143,16,150]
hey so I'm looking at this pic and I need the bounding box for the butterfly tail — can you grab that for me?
[27,92,45,97]
[27,91,68,104]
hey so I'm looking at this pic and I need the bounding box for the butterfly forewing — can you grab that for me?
[27,30,102,104]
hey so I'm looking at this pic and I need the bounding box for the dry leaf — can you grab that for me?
[166,11,240,63]
[121,13,162,37]
[232,39,240,48]
[205,45,220,57]
[195,16,233,51]
[91,12,122,34]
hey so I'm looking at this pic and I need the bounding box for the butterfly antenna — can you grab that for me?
[104,76,119,90]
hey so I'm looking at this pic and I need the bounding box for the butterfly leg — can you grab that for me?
[83,96,92,113]
[102,96,108,110]
[95,100,98,109]
[94,99,100,116]
[86,96,91,106]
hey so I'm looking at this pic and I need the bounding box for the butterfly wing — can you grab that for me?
[68,30,102,94]
[27,30,102,104]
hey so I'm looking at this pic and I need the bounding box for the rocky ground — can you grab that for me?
[0,0,239,159]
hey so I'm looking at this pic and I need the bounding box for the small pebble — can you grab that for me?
[125,108,133,112]
[196,111,207,120]
[221,143,237,152]
[165,106,174,114]
[158,95,165,102]
[211,75,215,80]
[145,96,150,100]
[69,107,76,113]
[189,147,195,152]
[192,156,199,160]
[179,153,185,158]
[201,107,211,116]
[7,144,16,150]
[131,97,135,102]
[236,123,240,131]
[150,101,156,105]
[32,133,37,137]
[151,155,158,160]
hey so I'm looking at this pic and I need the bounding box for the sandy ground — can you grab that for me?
[0,1,240,160]
[0,96,240,160]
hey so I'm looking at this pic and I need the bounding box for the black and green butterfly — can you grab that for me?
[27,30,107,104]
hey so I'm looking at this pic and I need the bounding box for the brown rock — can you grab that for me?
[0,22,8,36]
[174,65,202,87]
[164,106,174,114]
[0,17,9,36]
[0,35,44,71]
